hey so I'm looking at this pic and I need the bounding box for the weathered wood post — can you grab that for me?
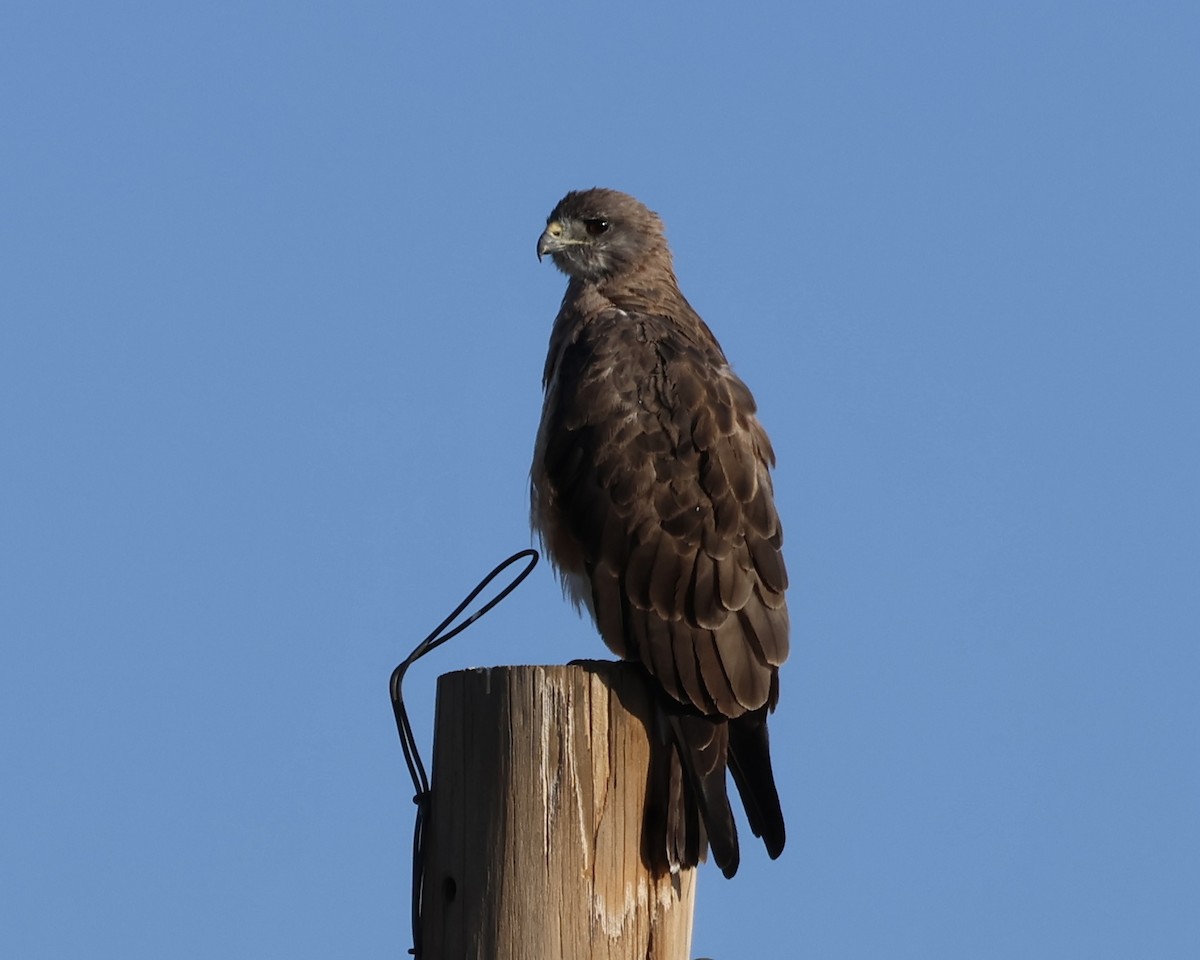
[419,662,696,959]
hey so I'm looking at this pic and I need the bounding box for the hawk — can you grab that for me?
[531,188,788,878]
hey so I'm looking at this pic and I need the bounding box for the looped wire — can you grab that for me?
[389,548,539,958]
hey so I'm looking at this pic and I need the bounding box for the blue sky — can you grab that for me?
[3,2,1198,957]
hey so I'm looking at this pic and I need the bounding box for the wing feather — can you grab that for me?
[687,549,726,630]
[694,629,736,714]
[670,619,714,714]
[714,613,773,711]
[648,538,685,621]
[715,546,754,612]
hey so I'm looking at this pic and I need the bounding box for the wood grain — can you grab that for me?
[420,662,696,960]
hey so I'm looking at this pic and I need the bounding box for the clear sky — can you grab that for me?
[3,2,1197,958]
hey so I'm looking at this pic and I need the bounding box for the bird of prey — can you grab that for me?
[530,188,789,878]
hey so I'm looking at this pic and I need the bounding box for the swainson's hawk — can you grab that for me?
[531,188,788,878]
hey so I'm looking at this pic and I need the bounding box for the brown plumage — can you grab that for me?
[530,188,788,878]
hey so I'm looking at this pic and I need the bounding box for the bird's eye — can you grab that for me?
[583,218,610,237]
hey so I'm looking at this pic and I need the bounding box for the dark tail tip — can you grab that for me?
[728,709,786,861]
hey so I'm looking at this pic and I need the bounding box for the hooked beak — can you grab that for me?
[537,220,567,262]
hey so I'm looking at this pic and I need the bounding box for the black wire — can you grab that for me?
[389,548,539,959]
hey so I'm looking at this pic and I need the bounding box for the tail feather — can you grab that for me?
[665,733,705,870]
[643,674,785,878]
[667,711,740,878]
[727,708,786,859]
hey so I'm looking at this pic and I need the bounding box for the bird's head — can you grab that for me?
[537,188,670,283]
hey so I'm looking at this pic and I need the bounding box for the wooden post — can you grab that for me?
[419,662,696,960]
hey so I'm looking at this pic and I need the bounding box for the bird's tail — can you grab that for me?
[643,689,785,878]
[655,704,785,878]
[666,711,741,878]
[727,707,786,860]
